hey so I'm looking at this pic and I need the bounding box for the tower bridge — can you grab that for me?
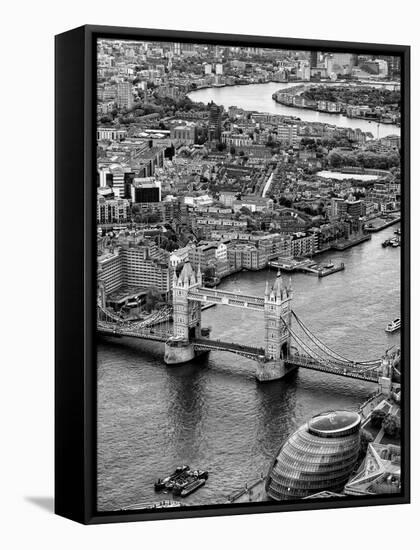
[97,262,400,386]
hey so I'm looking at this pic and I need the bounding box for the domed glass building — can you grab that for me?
[266,410,361,501]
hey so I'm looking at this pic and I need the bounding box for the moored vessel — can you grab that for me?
[154,465,190,491]
[155,466,209,495]
[385,318,401,333]
[179,478,206,497]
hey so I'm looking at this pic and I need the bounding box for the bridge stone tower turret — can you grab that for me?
[164,262,203,365]
[256,271,296,382]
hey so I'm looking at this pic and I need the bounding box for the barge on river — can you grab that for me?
[154,466,209,497]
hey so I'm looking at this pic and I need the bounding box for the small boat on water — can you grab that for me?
[155,466,208,494]
[154,465,189,491]
[179,478,206,497]
[382,237,400,248]
[385,318,401,333]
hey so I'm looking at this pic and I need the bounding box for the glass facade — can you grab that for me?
[266,411,361,500]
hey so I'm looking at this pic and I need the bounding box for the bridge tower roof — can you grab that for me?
[177,260,196,287]
[272,269,283,298]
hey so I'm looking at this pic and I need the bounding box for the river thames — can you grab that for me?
[97,223,400,511]
[188,82,400,139]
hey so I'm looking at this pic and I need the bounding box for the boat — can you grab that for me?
[187,469,209,480]
[385,318,401,333]
[155,466,209,493]
[154,465,190,491]
[179,478,206,497]
[382,237,400,248]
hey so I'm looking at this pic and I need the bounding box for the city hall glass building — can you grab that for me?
[266,411,361,500]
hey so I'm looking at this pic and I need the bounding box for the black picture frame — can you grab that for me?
[55,24,410,525]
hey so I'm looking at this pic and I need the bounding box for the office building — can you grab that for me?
[131,178,162,203]
[170,123,197,144]
[97,196,130,225]
[266,410,361,500]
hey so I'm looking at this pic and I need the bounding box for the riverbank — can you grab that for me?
[191,79,307,94]
[188,82,400,138]
[272,84,400,127]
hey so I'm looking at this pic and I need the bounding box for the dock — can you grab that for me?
[364,216,401,233]
[269,258,345,278]
[318,262,345,277]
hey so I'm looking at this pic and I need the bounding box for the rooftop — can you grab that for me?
[308,410,361,438]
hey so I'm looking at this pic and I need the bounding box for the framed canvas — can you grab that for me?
[55,25,410,524]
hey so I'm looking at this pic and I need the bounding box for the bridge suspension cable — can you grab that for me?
[280,317,333,364]
[291,310,382,367]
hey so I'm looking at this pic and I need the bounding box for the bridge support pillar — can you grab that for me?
[164,339,209,365]
[255,358,298,382]
[164,340,196,365]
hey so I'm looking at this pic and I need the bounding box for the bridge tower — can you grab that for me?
[164,261,203,365]
[256,271,296,382]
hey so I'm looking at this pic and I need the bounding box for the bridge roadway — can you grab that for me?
[192,338,265,360]
[97,322,380,382]
[285,355,380,382]
[97,322,170,342]
[188,287,265,311]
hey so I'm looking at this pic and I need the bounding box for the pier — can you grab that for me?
[269,258,345,277]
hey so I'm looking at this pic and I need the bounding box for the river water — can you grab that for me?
[97,224,400,510]
[188,82,400,139]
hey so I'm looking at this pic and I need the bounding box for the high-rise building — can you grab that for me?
[208,103,224,141]
[117,81,133,109]
[310,50,319,68]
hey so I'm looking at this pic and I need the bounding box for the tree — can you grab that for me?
[359,429,374,457]
[239,206,252,216]
[382,414,400,438]
[145,287,161,313]
[354,429,374,470]
[203,266,215,281]
[370,409,387,428]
